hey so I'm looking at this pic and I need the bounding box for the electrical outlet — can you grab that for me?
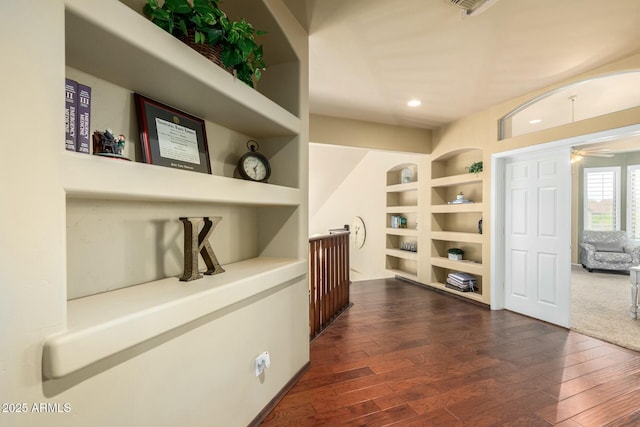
[255,351,271,377]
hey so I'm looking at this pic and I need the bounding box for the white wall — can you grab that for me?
[309,143,426,281]
[0,0,67,422]
[1,1,310,426]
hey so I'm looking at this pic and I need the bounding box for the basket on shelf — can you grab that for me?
[177,30,229,73]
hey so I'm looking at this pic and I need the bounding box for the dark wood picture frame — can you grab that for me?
[134,93,211,174]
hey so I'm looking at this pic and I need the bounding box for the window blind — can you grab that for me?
[628,165,640,241]
[584,167,620,231]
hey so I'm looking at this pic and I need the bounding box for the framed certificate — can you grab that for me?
[134,94,211,174]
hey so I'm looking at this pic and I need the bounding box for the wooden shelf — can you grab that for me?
[430,257,484,275]
[43,257,307,379]
[65,0,300,138]
[386,182,418,192]
[386,228,419,237]
[431,173,483,188]
[431,231,484,244]
[431,203,484,213]
[62,152,302,206]
[386,249,419,261]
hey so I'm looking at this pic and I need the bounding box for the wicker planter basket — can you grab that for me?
[178,30,228,72]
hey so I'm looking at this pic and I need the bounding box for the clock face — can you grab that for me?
[238,152,271,182]
[352,216,366,249]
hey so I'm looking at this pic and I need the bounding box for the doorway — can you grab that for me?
[491,123,640,327]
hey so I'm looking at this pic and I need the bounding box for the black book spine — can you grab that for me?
[77,84,91,154]
[65,79,78,151]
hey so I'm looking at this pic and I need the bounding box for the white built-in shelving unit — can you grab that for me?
[42,2,309,422]
[385,163,423,282]
[428,148,488,304]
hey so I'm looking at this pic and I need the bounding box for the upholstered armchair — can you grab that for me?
[580,230,640,272]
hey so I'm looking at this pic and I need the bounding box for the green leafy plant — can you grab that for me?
[447,248,464,255]
[219,18,266,86]
[466,161,483,174]
[143,0,266,87]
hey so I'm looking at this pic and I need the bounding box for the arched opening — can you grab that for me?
[499,71,640,139]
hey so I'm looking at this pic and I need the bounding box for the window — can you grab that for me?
[499,71,640,140]
[628,165,640,241]
[584,167,620,231]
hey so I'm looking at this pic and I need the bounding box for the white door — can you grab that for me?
[504,148,571,327]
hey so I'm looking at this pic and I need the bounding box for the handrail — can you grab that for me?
[309,231,351,340]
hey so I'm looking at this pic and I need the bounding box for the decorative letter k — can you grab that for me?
[179,217,225,282]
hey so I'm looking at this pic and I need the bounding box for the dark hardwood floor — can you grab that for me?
[261,278,640,426]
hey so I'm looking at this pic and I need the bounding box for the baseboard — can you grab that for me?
[248,361,311,426]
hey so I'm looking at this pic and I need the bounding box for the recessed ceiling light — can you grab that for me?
[407,99,421,107]
[529,119,542,124]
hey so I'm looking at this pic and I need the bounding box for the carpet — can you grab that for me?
[571,264,640,352]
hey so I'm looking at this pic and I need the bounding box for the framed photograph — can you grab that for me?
[134,93,211,174]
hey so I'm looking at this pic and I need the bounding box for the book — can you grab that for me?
[64,79,78,151]
[446,276,476,289]
[448,272,477,282]
[445,281,475,292]
[76,84,91,154]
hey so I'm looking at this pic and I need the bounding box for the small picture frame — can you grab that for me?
[134,93,211,174]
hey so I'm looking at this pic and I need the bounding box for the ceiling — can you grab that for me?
[283,0,640,130]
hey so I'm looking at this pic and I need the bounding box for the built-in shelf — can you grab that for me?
[43,257,306,379]
[62,152,302,206]
[429,148,488,305]
[428,282,485,303]
[386,205,419,213]
[431,203,484,213]
[431,231,484,244]
[430,257,484,275]
[431,173,483,188]
[385,163,423,282]
[386,248,419,261]
[65,0,300,138]
[386,182,418,192]
[386,228,419,237]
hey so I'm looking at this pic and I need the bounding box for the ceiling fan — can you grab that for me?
[571,147,614,163]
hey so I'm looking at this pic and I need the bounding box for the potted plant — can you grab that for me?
[456,191,464,201]
[447,248,464,261]
[220,18,266,87]
[143,0,266,88]
[466,161,483,174]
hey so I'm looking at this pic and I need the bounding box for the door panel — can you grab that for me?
[511,250,528,297]
[539,187,556,236]
[504,148,571,327]
[537,252,557,304]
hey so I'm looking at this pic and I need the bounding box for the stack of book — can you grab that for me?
[65,78,91,154]
[446,272,477,292]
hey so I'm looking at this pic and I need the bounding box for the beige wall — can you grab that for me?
[309,143,427,281]
[310,114,432,154]
[433,51,640,296]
